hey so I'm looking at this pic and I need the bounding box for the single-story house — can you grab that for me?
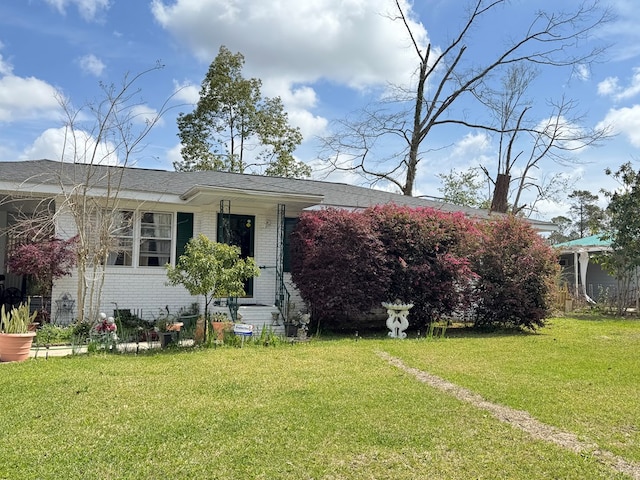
[554,235,614,303]
[0,159,555,332]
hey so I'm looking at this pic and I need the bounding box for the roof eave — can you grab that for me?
[180,184,324,205]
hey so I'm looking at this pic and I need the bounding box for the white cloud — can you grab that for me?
[597,67,640,102]
[151,0,426,91]
[597,77,619,96]
[266,82,328,140]
[598,105,640,147]
[450,132,491,160]
[0,44,61,122]
[21,126,119,165]
[574,64,590,82]
[172,80,199,105]
[0,74,62,122]
[289,109,328,142]
[130,104,164,127]
[77,54,105,76]
[43,0,111,22]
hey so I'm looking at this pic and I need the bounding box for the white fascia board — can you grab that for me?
[555,245,612,255]
[0,181,183,204]
[180,185,323,205]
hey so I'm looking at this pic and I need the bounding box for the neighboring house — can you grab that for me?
[554,235,614,303]
[0,159,555,330]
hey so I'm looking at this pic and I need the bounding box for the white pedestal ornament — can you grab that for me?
[382,300,413,339]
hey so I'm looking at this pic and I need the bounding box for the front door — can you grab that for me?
[217,213,255,296]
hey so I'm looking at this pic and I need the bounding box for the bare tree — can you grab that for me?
[320,0,611,197]
[474,64,609,214]
[2,65,175,323]
[59,65,178,323]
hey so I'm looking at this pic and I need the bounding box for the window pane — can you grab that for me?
[108,210,133,266]
[139,212,172,267]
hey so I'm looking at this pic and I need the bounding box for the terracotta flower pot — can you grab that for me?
[212,321,233,341]
[0,332,36,362]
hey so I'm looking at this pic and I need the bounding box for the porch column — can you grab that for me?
[573,252,579,298]
[578,249,594,302]
[0,210,6,275]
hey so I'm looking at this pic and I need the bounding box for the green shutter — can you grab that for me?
[175,212,194,260]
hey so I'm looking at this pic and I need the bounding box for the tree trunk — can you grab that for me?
[490,173,510,213]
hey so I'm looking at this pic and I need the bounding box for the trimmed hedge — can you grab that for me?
[291,206,557,332]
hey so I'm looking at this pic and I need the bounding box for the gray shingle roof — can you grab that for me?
[0,159,552,227]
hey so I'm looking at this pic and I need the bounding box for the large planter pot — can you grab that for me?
[285,323,298,337]
[212,321,234,341]
[0,332,36,362]
[159,332,174,348]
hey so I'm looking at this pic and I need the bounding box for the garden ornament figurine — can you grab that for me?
[382,299,413,339]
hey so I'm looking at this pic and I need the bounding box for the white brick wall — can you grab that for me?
[50,203,309,322]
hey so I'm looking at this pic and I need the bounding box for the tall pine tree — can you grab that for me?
[175,46,310,178]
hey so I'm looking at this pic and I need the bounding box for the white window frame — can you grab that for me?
[108,210,134,266]
[139,211,172,267]
[108,210,174,268]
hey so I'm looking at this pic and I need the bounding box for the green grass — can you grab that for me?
[0,315,638,479]
[383,316,640,463]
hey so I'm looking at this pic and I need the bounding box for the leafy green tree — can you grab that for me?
[165,234,261,339]
[176,46,310,178]
[598,163,640,315]
[436,168,490,208]
[568,190,606,238]
[546,215,576,245]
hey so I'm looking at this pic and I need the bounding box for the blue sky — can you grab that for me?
[1,0,639,221]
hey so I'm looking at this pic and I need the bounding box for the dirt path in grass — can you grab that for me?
[379,351,640,480]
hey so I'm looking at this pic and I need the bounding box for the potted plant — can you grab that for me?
[165,234,260,343]
[210,312,233,341]
[0,301,38,362]
[154,310,183,348]
[155,316,174,348]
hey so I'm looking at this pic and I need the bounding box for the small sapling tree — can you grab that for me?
[165,234,260,341]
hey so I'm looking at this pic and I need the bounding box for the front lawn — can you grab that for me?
[0,315,638,479]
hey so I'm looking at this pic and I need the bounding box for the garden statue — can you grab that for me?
[297,312,310,340]
[382,299,413,339]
